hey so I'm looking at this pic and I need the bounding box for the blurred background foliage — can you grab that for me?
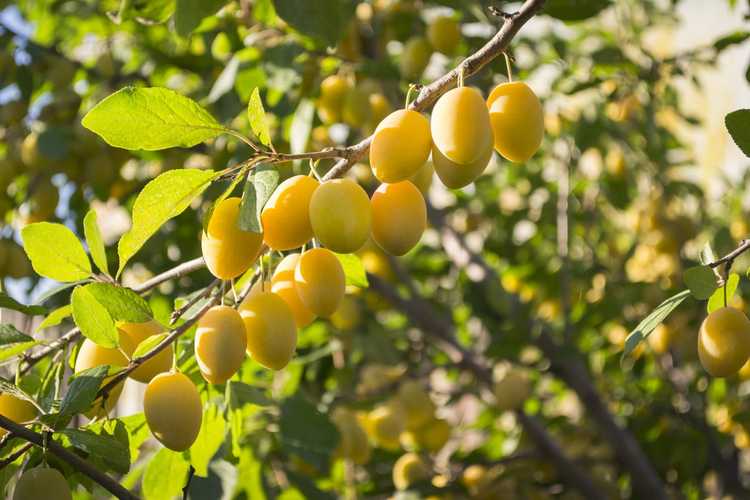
[1,0,750,499]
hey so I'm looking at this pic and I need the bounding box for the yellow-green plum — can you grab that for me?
[698,307,750,377]
[12,467,71,500]
[487,81,543,163]
[202,197,263,280]
[294,248,345,317]
[371,181,426,256]
[309,179,371,253]
[195,306,247,384]
[262,175,319,251]
[369,109,432,183]
[431,86,492,165]
[144,371,202,451]
[240,291,297,370]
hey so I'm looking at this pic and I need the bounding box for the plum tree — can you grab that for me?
[392,452,430,490]
[143,371,202,451]
[12,467,71,500]
[239,291,298,370]
[332,407,372,465]
[0,394,36,437]
[698,307,750,377]
[431,86,493,165]
[261,175,319,251]
[427,16,461,55]
[369,109,432,183]
[371,181,426,256]
[486,81,544,163]
[74,339,128,417]
[202,197,263,280]
[195,305,247,384]
[309,179,371,253]
[118,320,172,384]
[294,248,346,317]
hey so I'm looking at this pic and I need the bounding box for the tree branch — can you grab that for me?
[0,416,137,500]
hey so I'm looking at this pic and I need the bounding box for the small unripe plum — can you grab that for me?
[270,280,316,328]
[294,248,346,317]
[366,402,405,450]
[12,467,71,500]
[410,161,434,196]
[309,179,371,254]
[393,452,430,490]
[342,85,372,128]
[143,371,203,451]
[25,178,59,223]
[330,296,361,331]
[427,16,461,55]
[0,394,36,437]
[400,37,432,80]
[261,175,319,251]
[271,253,301,284]
[318,75,351,124]
[117,320,171,384]
[369,109,432,183]
[4,242,32,279]
[486,82,544,163]
[493,365,531,412]
[195,306,247,384]
[413,417,451,453]
[462,464,489,492]
[332,407,372,465]
[698,307,750,377]
[74,339,128,417]
[371,181,426,256]
[397,380,435,430]
[367,93,392,131]
[239,291,297,370]
[431,86,493,165]
[432,130,493,189]
[202,197,264,280]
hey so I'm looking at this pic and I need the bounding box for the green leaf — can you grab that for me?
[71,285,119,348]
[544,0,611,21]
[335,253,368,288]
[202,170,247,233]
[142,448,190,500]
[238,164,279,233]
[83,210,109,276]
[684,266,718,300]
[714,31,750,52]
[189,403,226,477]
[37,305,72,332]
[21,222,92,282]
[726,109,750,158]
[174,0,224,37]
[117,0,175,23]
[278,394,338,472]
[0,341,38,363]
[59,428,130,474]
[708,273,740,313]
[117,168,217,276]
[208,56,240,104]
[0,324,33,345]
[82,87,226,151]
[622,290,691,361]
[86,283,153,323]
[247,88,272,147]
[226,380,273,409]
[132,333,168,358]
[0,292,46,316]
[237,448,267,500]
[271,0,355,47]
[59,365,110,418]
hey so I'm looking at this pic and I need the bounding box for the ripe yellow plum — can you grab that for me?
[309,179,371,253]
[240,291,297,370]
[427,16,461,55]
[432,131,493,189]
[369,109,432,183]
[462,464,489,493]
[431,87,492,165]
[74,339,128,417]
[261,175,319,251]
[202,197,263,280]
[366,402,405,450]
[272,254,301,284]
[493,365,531,412]
[698,307,750,377]
[396,380,435,430]
[411,417,451,453]
[12,467,71,500]
[271,280,316,328]
[0,394,36,437]
[371,181,426,256]
[487,82,544,163]
[393,452,430,490]
[332,407,372,465]
[118,320,172,384]
[331,296,361,331]
[195,306,247,384]
[143,371,203,451]
[410,161,434,196]
[294,248,346,317]
[400,37,432,79]
[318,75,351,124]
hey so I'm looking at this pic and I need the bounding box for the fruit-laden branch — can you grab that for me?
[431,208,670,499]
[0,415,137,500]
[366,273,607,500]
[321,0,547,181]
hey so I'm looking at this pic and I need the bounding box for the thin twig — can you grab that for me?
[0,442,32,470]
[170,279,221,325]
